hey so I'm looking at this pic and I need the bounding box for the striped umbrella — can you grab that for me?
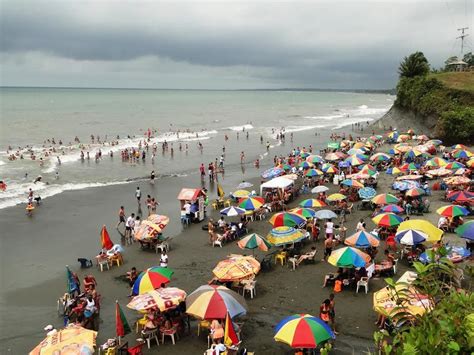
[344,231,380,248]
[324,153,340,161]
[372,213,403,227]
[186,285,247,319]
[424,157,447,168]
[445,161,465,170]
[436,205,469,218]
[370,153,391,162]
[269,212,307,228]
[299,199,327,208]
[328,247,371,268]
[400,162,418,172]
[306,155,325,164]
[405,187,425,197]
[455,221,474,241]
[326,193,346,202]
[300,151,310,159]
[266,227,306,246]
[220,206,246,216]
[452,149,473,159]
[274,314,335,349]
[467,159,474,168]
[344,156,365,166]
[132,267,174,295]
[381,204,404,214]
[238,233,272,252]
[290,207,317,219]
[371,193,399,205]
[299,161,314,169]
[386,167,403,175]
[341,179,364,188]
[238,196,265,210]
[360,164,377,176]
[395,229,427,245]
[305,168,324,177]
[321,163,338,173]
[447,190,474,202]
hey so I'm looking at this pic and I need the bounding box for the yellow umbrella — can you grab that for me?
[232,189,251,198]
[30,324,97,355]
[373,284,432,318]
[397,220,443,242]
[326,193,346,202]
[212,254,261,282]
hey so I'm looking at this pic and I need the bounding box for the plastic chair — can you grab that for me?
[161,326,179,345]
[243,280,257,299]
[393,258,399,275]
[181,215,191,226]
[288,256,298,271]
[135,316,147,333]
[274,251,287,266]
[141,329,159,349]
[356,277,369,294]
[197,320,210,336]
[98,258,110,272]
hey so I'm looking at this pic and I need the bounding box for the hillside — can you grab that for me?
[429,71,474,92]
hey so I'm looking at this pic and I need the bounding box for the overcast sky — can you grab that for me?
[1,0,472,89]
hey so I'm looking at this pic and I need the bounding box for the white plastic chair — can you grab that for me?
[243,280,257,299]
[356,277,369,294]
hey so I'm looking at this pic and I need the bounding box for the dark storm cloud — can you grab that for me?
[1,0,471,89]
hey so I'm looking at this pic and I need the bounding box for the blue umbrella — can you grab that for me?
[261,167,284,179]
[220,206,246,216]
[358,187,376,200]
[314,209,337,220]
[395,229,427,245]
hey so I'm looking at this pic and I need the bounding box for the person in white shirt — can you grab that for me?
[184,201,191,216]
[356,218,366,231]
[135,187,141,204]
[218,217,227,230]
[125,213,135,241]
[160,250,169,268]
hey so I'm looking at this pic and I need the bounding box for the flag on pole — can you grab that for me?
[115,301,131,337]
[66,266,79,294]
[101,225,114,250]
[217,184,225,199]
[224,312,239,346]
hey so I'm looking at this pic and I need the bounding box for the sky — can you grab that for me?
[1,0,472,89]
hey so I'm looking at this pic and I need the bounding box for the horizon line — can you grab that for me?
[1,85,395,93]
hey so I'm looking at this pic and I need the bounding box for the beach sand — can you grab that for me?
[0,125,468,354]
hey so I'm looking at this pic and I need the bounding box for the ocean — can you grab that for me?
[0,87,393,209]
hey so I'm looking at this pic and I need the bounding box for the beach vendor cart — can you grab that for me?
[177,188,207,223]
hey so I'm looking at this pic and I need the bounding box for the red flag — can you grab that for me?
[115,301,131,337]
[101,225,114,250]
[224,312,239,346]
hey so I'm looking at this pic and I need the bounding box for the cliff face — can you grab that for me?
[382,73,474,144]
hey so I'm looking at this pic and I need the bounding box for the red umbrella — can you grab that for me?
[101,225,114,250]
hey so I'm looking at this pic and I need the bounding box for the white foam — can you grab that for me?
[284,125,326,133]
[0,180,130,210]
[227,124,254,131]
[0,161,5,166]
[331,117,375,130]
[303,115,344,120]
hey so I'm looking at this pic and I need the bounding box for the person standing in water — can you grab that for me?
[135,187,142,205]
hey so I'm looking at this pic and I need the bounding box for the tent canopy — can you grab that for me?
[260,176,294,194]
[177,188,205,201]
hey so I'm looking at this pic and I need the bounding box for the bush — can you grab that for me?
[437,107,474,144]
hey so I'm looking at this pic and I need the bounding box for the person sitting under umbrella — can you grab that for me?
[295,247,317,266]
[210,319,224,344]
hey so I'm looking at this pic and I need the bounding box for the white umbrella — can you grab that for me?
[220,206,246,217]
[311,186,329,193]
[314,209,337,219]
[237,181,253,189]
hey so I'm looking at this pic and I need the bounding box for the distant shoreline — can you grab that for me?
[0,85,395,95]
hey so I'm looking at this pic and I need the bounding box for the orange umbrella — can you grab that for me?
[101,225,114,250]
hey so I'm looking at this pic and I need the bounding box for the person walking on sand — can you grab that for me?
[135,187,141,205]
[150,170,155,184]
[240,151,245,164]
[125,213,135,242]
[117,206,126,229]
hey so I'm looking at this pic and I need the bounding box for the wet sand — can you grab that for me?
[1,128,468,354]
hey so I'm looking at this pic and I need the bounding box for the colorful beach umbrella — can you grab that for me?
[452,149,473,159]
[381,204,404,214]
[274,314,335,349]
[445,161,465,170]
[305,168,324,177]
[269,212,307,228]
[397,220,443,242]
[224,312,240,346]
[341,179,364,188]
[467,159,474,168]
[395,229,427,245]
[127,287,187,312]
[372,213,403,227]
[344,231,380,248]
[400,162,418,172]
[232,189,251,198]
[290,207,317,219]
[220,206,246,216]
[405,187,425,197]
[132,267,174,295]
[326,193,346,202]
[370,153,391,162]
[436,205,469,218]
[100,225,114,250]
[306,155,325,164]
[299,199,327,208]
[371,193,399,205]
[266,226,306,246]
[324,153,340,161]
[360,164,377,176]
[314,209,337,219]
[186,285,247,320]
[345,156,365,166]
[321,163,338,174]
[447,190,474,202]
[455,221,474,241]
[238,233,272,252]
[134,214,170,241]
[424,157,447,168]
[30,324,97,355]
[328,247,371,268]
[386,167,402,175]
[213,255,261,282]
[238,196,264,210]
[299,161,314,169]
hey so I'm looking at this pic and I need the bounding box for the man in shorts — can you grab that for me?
[125,213,135,241]
[117,206,126,229]
[135,187,141,205]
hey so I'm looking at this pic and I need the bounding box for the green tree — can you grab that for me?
[438,106,474,144]
[398,52,430,78]
[463,52,474,66]
[444,56,459,70]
